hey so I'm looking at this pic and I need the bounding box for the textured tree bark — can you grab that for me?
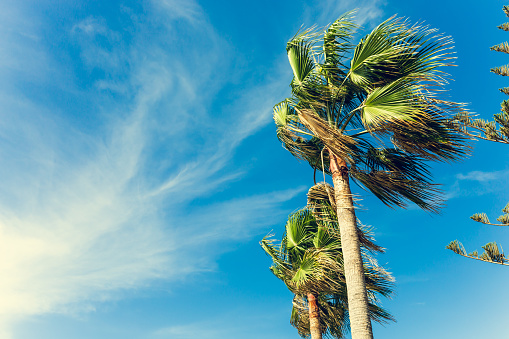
[307,293,322,339]
[329,153,373,339]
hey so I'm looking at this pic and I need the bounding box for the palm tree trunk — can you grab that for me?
[330,153,373,339]
[307,293,322,339]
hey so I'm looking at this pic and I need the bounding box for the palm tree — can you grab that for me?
[261,188,393,339]
[273,11,469,339]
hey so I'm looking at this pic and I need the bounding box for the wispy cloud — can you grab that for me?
[304,0,386,27]
[456,170,509,182]
[0,0,295,336]
[0,0,390,337]
[446,169,509,199]
[152,308,289,339]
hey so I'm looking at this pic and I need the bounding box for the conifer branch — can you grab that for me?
[491,42,509,54]
[491,65,509,76]
[470,203,509,226]
[448,6,509,268]
[447,240,509,266]
[450,111,509,144]
[500,87,509,95]
[498,23,509,32]
[503,5,509,18]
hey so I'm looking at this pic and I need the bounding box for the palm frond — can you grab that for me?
[287,30,319,85]
[262,204,394,338]
[349,18,454,88]
[297,107,359,163]
[361,79,428,129]
[389,100,471,162]
[350,169,443,213]
[322,10,358,82]
[349,16,408,86]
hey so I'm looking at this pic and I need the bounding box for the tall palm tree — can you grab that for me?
[273,11,469,339]
[261,189,393,339]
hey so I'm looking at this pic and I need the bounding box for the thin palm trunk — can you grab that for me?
[330,153,373,339]
[307,293,322,339]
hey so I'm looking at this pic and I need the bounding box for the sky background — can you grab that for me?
[0,0,508,338]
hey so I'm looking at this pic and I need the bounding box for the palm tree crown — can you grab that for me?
[261,199,393,338]
[274,11,469,211]
[271,11,470,339]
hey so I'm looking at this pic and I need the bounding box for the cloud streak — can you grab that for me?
[0,0,296,336]
[446,169,509,199]
[0,0,389,337]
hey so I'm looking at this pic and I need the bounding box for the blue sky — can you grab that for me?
[0,0,508,338]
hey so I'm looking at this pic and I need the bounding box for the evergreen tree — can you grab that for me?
[446,5,509,266]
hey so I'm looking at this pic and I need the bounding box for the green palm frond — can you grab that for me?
[287,28,320,85]
[261,205,394,338]
[390,101,471,161]
[286,209,316,254]
[322,11,357,81]
[274,12,469,213]
[292,253,318,287]
[361,79,426,129]
[313,226,340,250]
[349,17,408,86]
[349,18,454,88]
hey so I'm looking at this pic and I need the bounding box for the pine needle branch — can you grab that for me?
[491,65,509,76]
[491,42,509,54]
[446,240,509,266]
[498,23,509,32]
[449,112,509,144]
[470,202,509,226]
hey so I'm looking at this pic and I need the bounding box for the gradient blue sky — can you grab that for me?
[1,0,508,338]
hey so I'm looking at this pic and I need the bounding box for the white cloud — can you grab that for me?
[156,0,203,23]
[304,0,386,27]
[0,0,296,336]
[152,309,290,339]
[456,169,509,182]
[0,0,390,337]
[446,169,509,199]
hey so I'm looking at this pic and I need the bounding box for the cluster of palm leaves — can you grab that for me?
[263,10,470,339]
[261,184,393,338]
[274,11,469,212]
